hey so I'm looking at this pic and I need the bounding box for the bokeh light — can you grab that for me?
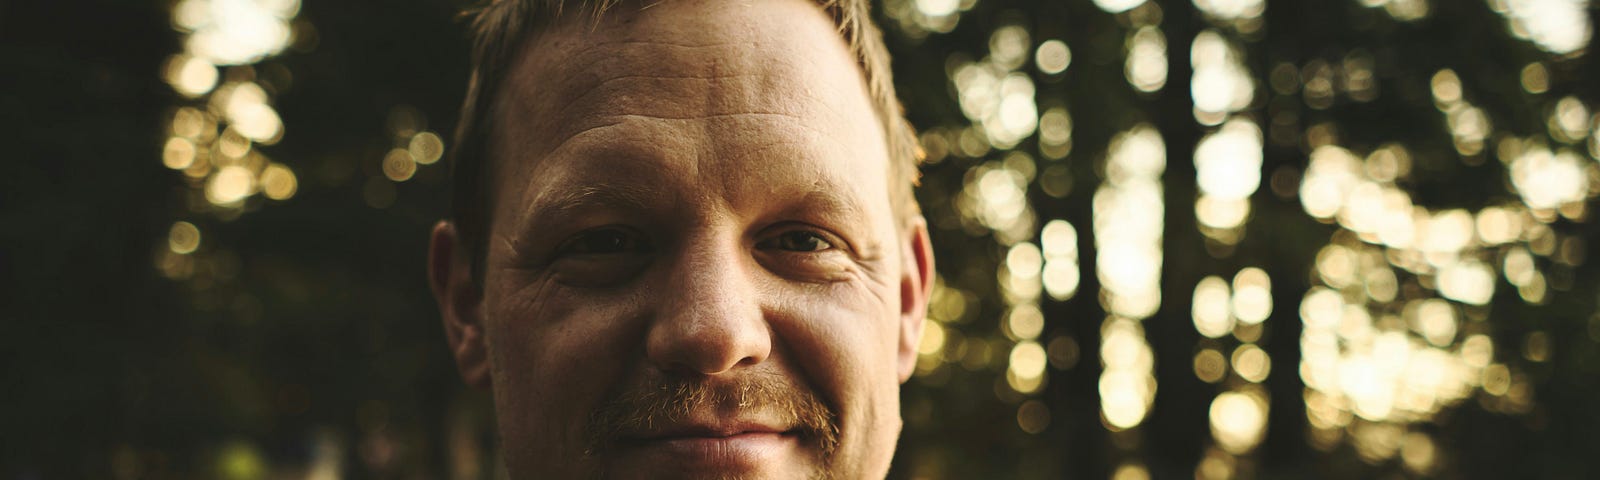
[56,0,1594,477]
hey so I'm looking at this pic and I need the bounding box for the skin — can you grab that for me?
[428,0,934,478]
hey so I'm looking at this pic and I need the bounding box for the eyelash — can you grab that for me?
[554,226,650,256]
[759,229,837,252]
[551,225,844,258]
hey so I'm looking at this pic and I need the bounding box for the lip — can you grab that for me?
[615,423,800,472]
[635,420,790,439]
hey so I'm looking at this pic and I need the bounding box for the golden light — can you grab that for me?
[1448,106,1490,155]
[951,53,1039,150]
[1017,400,1051,434]
[176,0,302,66]
[259,162,297,200]
[1126,26,1168,93]
[1503,246,1538,286]
[1035,39,1071,75]
[216,127,252,159]
[1231,344,1270,383]
[1094,0,1149,14]
[989,25,1031,71]
[1461,334,1494,369]
[409,131,445,164]
[1364,266,1398,303]
[1190,30,1254,118]
[1011,340,1049,393]
[1411,299,1458,347]
[1194,348,1227,383]
[1365,0,1429,21]
[1400,432,1437,474]
[1196,448,1235,480]
[215,440,266,480]
[1112,463,1151,480]
[206,165,255,205]
[914,0,958,17]
[1209,389,1268,454]
[1100,370,1153,429]
[1192,276,1233,338]
[1006,242,1043,281]
[1041,219,1081,301]
[1192,0,1264,20]
[1475,206,1524,245]
[1524,331,1550,362]
[163,137,198,169]
[1364,144,1410,182]
[1590,114,1600,159]
[168,221,201,254]
[1549,96,1590,143]
[1430,69,1462,105]
[1099,317,1157,429]
[165,54,219,97]
[1194,119,1263,199]
[1096,126,1166,318]
[1009,340,1048,380]
[1041,220,1077,257]
[1521,62,1550,94]
[1039,107,1073,159]
[1493,0,1593,55]
[1048,335,1080,370]
[1007,304,1045,340]
[918,321,946,357]
[991,75,1039,148]
[1195,195,1250,230]
[171,107,208,138]
[1351,422,1405,463]
[1095,123,1165,432]
[1300,145,1362,219]
[1481,363,1511,396]
[1230,267,1272,325]
[1315,244,1357,288]
[382,148,417,182]
[1437,260,1495,306]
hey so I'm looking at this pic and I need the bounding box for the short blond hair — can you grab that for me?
[449,0,921,276]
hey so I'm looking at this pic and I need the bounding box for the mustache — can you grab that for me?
[584,370,840,458]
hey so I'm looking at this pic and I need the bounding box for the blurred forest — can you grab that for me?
[3,0,1598,478]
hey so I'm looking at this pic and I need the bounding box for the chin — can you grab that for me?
[593,433,823,480]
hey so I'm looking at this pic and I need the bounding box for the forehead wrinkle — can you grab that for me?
[548,111,853,163]
[545,77,784,144]
[512,168,670,235]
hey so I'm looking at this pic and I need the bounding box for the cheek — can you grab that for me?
[482,276,647,466]
[768,280,903,427]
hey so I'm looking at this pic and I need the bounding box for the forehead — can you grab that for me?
[485,0,891,222]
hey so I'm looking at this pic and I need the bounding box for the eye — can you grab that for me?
[557,227,648,256]
[760,230,835,252]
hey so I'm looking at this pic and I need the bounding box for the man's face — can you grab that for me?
[428,0,933,478]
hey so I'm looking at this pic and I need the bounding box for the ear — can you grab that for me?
[896,216,935,383]
[429,221,492,389]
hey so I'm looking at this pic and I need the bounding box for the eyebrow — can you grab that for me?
[514,182,662,234]
[781,183,885,260]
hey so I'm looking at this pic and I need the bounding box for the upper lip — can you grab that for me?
[626,420,791,441]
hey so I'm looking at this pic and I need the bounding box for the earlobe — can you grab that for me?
[429,221,493,389]
[896,216,935,383]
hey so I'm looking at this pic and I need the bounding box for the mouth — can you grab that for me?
[614,423,802,471]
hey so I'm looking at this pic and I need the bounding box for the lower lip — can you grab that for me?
[626,432,797,471]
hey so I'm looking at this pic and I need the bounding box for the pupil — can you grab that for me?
[596,233,623,250]
[788,232,818,250]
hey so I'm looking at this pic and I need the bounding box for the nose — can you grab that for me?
[645,239,771,376]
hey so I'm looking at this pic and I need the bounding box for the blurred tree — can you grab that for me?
[2,0,1595,478]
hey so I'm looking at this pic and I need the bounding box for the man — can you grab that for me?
[426,0,934,477]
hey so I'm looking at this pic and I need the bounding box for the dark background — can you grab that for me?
[3,0,1598,478]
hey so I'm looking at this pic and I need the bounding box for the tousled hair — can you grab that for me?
[449,0,922,280]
